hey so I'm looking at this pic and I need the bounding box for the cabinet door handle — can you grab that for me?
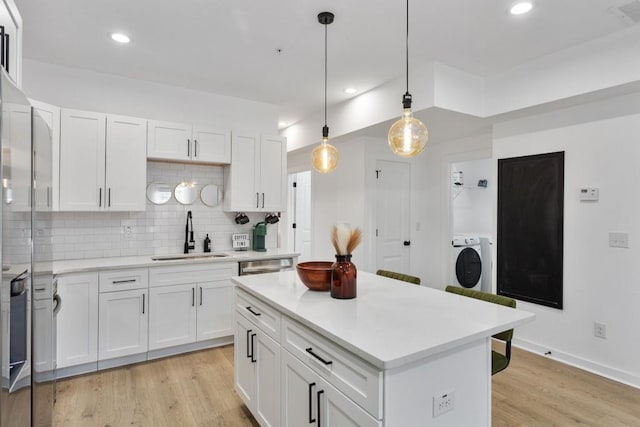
[199,286,203,306]
[308,382,316,423]
[256,192,259,208]
[98,188,102,207]
[262,192,265,208]
[305,348,333,365]
[246,306,261,317]
[194,139,198,157]
[187,139,191,157]
[108,188,111,207]
[317,390,324,427]
[246,329,253,359]
[112,279,136,284]
[192,287,195,307]
[250,333,257,363]
[47,186,50,208]
[142,293,145,314]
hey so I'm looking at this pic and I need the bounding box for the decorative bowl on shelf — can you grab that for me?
[296,261,333,291]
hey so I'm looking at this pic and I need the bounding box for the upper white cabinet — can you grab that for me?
[31,99,60,211]
[0,0,22,87]
[147,120,230,164]
[59,109,146,211]
[224,133,287,212]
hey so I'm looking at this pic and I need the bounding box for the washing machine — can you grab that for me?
[451,235,482,289]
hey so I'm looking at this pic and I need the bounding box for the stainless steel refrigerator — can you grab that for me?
[0,69,55,425]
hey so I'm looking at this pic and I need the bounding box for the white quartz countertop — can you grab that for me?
[29,249,298,276]
[233,271,535,370]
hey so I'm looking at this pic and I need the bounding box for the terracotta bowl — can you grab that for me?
[296,261,333,291]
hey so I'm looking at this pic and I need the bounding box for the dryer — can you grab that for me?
[451,236,482,289]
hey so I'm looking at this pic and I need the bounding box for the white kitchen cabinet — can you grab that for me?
[59,109,146,211]
[0,0,22,87]
[147,120,230,164]
[224,133,286,212]
[98,289,148,360]
[196,281,234,341]
[235,311,280,427]
[56,272,98,368]
[282,350,380,427]
[31,99,59,211]
[148,283,197,351]
[148,263,236,351]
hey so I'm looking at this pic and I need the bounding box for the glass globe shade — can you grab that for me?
[388,109,429,158]
[312,141,339,173]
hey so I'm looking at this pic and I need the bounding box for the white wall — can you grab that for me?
[451,159,492,236]
[493,92,640,388]
[22,59,278,132]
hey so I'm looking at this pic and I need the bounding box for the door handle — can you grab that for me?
[142,293,145,314]
[194,139,198,157]
[192,287,195,307]
[246,329,253,359]
[108,188,111,207]
[199,286,203,306]
[98,187,102,207]
[308,382,316,423]
[187,139,191,157]
[256,192,259,208]
[262,193,265,208]
[250,333,257,363]
[317,390,325,427]
[403,241,411,246]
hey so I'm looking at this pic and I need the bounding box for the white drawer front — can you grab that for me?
[282,317,382,420]
[99,268,148,292]
[236,289,280,341]
[149,262,236,287]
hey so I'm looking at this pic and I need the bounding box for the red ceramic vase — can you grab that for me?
[331,254,357,299]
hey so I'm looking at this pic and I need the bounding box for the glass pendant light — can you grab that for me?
[388,0,429,158]
[312,12,339,173]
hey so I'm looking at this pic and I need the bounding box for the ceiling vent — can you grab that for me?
[610,1,640,25]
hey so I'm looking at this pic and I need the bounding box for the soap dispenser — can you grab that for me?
[204,234,212,252]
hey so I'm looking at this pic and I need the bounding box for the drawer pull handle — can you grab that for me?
[308,382,316,423]
[250,333,257,363]
[246,329,253,359]
[112,279,136,284]
[246,306,261,316]
[305,348,333,365]
[317,389,324,427]
[34,287,46,292]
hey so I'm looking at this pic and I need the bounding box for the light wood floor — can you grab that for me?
[53,345,640,426]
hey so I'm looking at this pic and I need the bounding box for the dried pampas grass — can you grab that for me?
[331,224,362,255]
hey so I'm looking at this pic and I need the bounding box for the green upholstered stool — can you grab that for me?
[376,270,421,285]
[444,285,516,375]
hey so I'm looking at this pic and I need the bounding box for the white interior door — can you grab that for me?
[375,160,411,273]
[291,171,312,262]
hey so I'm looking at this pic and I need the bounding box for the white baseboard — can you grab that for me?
[513,338,640,390]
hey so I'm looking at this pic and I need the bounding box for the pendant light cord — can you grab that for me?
[405,0,409,94]
[324,21,328,127]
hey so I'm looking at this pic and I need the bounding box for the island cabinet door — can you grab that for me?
[282,350,381,427]
[235,314,256,408]
[254,331,280,427]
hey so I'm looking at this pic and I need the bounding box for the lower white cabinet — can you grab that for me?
[98,289,148,360]
[282,350,380,427]
[148,283,197,350]
[148,263,235,351]
[56,273,99,368]
[235,312,280,427]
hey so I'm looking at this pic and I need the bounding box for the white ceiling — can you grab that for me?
[15,0,633,127]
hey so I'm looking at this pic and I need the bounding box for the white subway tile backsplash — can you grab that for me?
[47,161,278,261]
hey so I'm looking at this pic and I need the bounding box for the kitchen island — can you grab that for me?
[233,270,534,427]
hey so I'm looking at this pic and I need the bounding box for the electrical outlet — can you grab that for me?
[123,225,133,239]
[433,390,455,417]
[594,322,607,339]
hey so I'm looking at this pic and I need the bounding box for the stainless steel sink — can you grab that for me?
[151,253,230,261]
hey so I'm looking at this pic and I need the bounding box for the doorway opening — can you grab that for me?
[286,171,312,262]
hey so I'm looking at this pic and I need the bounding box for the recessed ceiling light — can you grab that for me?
[110,33,131,44]
[510,2,533,15]
[344,87,357,95]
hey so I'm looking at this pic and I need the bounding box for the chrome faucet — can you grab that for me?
[184,210,195,254]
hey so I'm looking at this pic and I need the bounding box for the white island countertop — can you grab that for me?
[233,270,535,370]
